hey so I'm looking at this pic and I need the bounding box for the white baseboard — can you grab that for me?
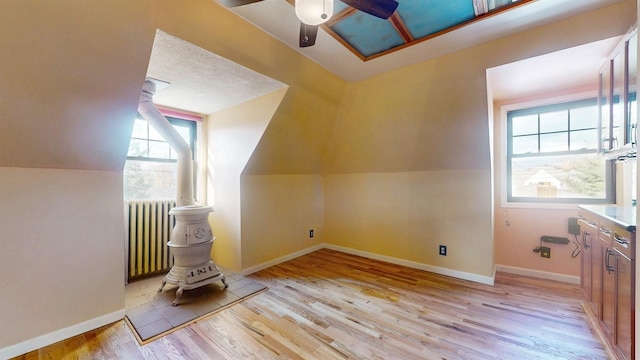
[0,309,125,360]
[495,264,580,284]
[324,244,496,286]
[240,243,325,276]
[242,243,495,285]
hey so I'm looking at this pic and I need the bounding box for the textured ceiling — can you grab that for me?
[145,30,287,115]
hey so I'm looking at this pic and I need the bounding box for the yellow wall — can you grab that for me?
[0,168,125,350]
[241,174,324,270]
[206,88,288,271]
[319,1,635,279]
[0,0,637,354]
[0,0,342,354]
[324,171,494,278]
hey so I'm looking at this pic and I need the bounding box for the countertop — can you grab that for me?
[578,205,636,232]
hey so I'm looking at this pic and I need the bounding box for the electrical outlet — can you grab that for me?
[540,246,551,258]
[439,245,447,256]
[309,229,314,238]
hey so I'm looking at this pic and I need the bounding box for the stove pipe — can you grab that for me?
[137,79,195,207]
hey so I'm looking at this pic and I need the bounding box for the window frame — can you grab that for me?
[124,114,198,201]
[504,96,615,205]
[127,115,197,163]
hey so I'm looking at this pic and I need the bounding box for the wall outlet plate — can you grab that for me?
[439,245,447,256]
[540,246,551,258]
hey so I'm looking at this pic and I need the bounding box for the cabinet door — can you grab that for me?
[626,31,637,147]
[615,252,633,360]
[580,227,593,301]
[591,233,602,315]
[612,50,625,149]
[600,61,612,152]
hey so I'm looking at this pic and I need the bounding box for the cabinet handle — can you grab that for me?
[578,218,597,227]
[605,248,616,273]
[614,235,629,248]
[600,227,612,236]
[582,232,590,249]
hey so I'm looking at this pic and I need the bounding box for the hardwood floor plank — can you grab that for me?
[13,248,609,359]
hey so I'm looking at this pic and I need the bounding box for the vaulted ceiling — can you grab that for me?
[298,0,526,60]
[221,0,626,81]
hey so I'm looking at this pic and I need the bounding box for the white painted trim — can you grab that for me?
[496,264,580,284]
[0,309,125,359]
[324,244,496,286]
[240,243,325,276]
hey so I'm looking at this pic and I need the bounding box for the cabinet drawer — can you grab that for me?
[578,212,598,231]
[598,219,613,244]
[613,226,635,260]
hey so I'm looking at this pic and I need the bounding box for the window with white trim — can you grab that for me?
[507,98,614,203]
[123,115,196,200]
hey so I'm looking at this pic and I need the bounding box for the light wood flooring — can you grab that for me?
[14,249,608,359]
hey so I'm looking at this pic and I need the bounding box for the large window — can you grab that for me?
[507,98,614,203]
[124,115,196,200]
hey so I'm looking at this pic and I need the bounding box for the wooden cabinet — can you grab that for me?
[592,227,604,317]
[599,27,638,157]
[599,219,615,338]
[579,215,597,312]
[612,226,635,360]
[578,207,635,360]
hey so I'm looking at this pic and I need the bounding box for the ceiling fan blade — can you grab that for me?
[218,0,263,7]
[299,23,318,47]
[341,0,399,19]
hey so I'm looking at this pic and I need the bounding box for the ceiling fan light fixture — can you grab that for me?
[295,0,333,25]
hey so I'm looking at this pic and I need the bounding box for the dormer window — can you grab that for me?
[506,98,614,204]
[123,115,196,200]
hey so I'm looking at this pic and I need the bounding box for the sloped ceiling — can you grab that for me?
[0,1,153,171]
[0,3,287,171]
[226,0,627,81]
[0,0,633,175]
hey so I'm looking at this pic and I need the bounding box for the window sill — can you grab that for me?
[500,201,616,211]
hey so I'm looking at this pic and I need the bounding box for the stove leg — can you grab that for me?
[172,287,184,306]
[221,275,228,289]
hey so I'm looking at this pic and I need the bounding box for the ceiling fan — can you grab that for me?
[219,0,399,47]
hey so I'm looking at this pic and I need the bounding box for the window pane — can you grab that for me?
[540,132,568,152]
[512,114,538,136]
[128,138,148,157]
[511,154,606,199]
[175,125,191,145]
[570,129,598,151]
[512,135,538,154]
[123,160,177,200]
[570,105,598,130]
[131,119,148,139]
[149,140,171,159]
[148,124,165,141]
[540,110,568,133]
